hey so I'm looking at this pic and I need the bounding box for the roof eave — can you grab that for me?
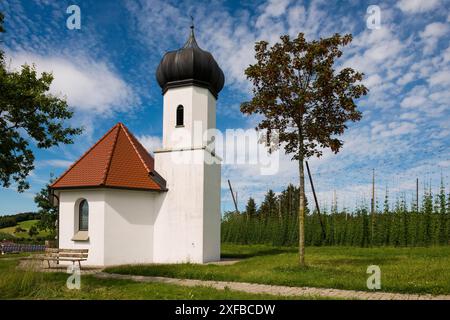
[50,184,168,193]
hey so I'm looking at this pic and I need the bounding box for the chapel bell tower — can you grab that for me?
[156,23,224,150]
[153,23,224,263]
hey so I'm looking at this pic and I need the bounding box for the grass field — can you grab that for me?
[106,244,450,295]
[2,245,449,299]
[0,219,50,239]
[0,255,323,299]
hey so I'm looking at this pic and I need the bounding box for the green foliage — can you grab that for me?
[222,185,450,247]
[0,216,16,229]
[0,12,82,191]
[0,231,15,241]
[34,178,57,236]
[241,33,368,159]
[14,226,25,233]
[28,225,38,238]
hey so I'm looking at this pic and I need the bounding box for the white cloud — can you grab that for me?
[397,0,442,13]
[379,122,417,138]
[428,69,450,87]
[443,46,450,63]
[40,159,74,168]
[419,22,449,54]
[287,5,306,34]
[45,159,73,168]
[256,0,291,28]
[420,22,449,38]
[429,89,450,104]
[399,112,419,121]
[6,51,137,115]
[397,72,415,86]
[400,95,427,108]
[363,74,383,87]
[137,135,162,153]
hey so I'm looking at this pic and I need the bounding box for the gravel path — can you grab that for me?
[94,272,450,300]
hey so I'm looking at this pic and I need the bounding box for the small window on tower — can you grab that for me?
[176,105,184,127]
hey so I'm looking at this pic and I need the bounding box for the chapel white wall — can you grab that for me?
[202,155,221,262]
[58,188,160,266]
[103,189,159,266]
[58,189,106,266]
[154,149,205,263]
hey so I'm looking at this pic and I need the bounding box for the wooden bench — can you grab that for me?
[41,248,89,269]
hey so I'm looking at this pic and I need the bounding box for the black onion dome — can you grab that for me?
[156,26,225,98]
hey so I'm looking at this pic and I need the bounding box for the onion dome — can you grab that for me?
[156,24,225,98]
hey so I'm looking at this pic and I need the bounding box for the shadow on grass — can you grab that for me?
[221,247,296,259]
[315,257,400,266]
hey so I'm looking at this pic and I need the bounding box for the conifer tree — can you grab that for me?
[383,188,391,245]
[423,188,433,246]
[400,195,409,246]
[447,193,450,244]
[438,179,447,244]
[245,197,257,219]
[360,207,370,247]
[259,190,278,220]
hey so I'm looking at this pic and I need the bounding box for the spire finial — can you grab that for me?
[183,15,199,49]
[190,15,194,30]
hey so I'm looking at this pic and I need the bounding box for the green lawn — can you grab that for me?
[0,255,324,299]
[0,219,49,238]
[3,245,448,299]
[105,244,450,295]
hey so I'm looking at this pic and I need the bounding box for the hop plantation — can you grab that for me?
[222,181,450,247]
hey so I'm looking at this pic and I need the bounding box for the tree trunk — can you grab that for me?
[298,156,306,266]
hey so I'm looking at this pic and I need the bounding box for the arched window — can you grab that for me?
[78,199,89,231]
[176,105,184,126]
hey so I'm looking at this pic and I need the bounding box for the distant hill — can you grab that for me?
[0,219,49,240]
[0,212,40,229]
[0,212,49,242]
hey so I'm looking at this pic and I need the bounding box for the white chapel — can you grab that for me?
[50,25,224,266]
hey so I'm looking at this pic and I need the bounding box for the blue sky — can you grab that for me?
[0,0,449,215]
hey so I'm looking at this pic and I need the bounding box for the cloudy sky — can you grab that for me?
[0,0,449,215]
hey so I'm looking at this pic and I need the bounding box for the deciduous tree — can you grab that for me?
[241,33,368,265]
[35,177,57,236]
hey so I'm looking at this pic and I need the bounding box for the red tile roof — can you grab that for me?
[51,123,166,191]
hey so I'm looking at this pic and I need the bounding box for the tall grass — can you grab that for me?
[0,258,61,299]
